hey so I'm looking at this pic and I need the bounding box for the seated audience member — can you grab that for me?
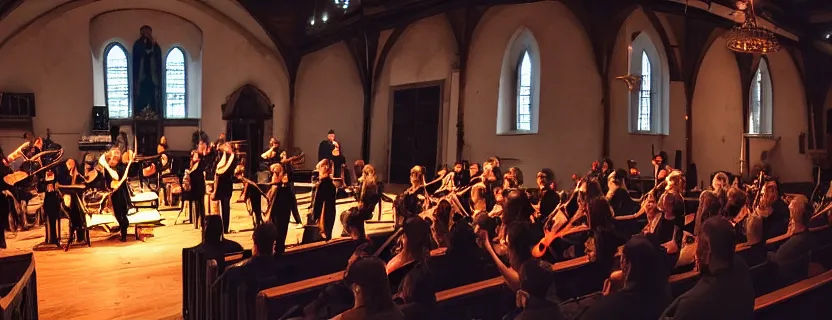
[582,235,671,320]
[479,222,536,291]
[585,198,627,285]
[333,257,405,320]
[606,169,637,216]
[756,181,789,240]
[193,215,244,270]
[738,213,766,267]
[395,262,437,320]
[509,260,565,320]
[660,217,754,320]
[430,200,453,248]
[693,191,722,236]
[387,217,431,275]
[772,195,817,285]
[653,191,685,269]
[724,186,750,243]
[498,189,536,244]
[640,193,661,235]
[221,223,281,284]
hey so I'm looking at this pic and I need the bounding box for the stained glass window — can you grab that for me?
[165,48,187,119]
[105,44,130,119]
[637,51,653,132]
[516,51,532,131]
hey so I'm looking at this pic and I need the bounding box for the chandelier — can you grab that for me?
[725,0,780,54]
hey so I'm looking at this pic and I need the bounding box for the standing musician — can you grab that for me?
[100,148,133,242]
[651,152,671,187]
[58,158,87,245]
[265,163,299,256]
[5,134,44,230]
[331,141,348,190]
[0,146,13,249]
[212,143,237,234]
[312,159,337,240]
[43,169,60,246]
[184,148,206,229]
[317,129,338,162]
[340,164,380,239]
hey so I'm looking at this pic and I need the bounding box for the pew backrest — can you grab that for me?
[754,269,832,320]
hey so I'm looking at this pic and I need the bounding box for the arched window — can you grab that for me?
[497,28,540,135]
[629,32,669,135]
[104,43,130,119]
[749,59,772,134]
[165,47,187,119]
[516,51,533,131]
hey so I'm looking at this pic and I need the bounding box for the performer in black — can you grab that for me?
[213,143,237,234]
[317,130,338,162]
[185,148,207,229]
[59,158,87,244]
[312,159,337,240]
[132,25,163,116]
[340,164,380,238]
[0,147,13,249]
[43,169,60,246]
[266,163,299,256]
[101,148,133,242]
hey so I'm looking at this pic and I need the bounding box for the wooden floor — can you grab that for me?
[1,189,397,320]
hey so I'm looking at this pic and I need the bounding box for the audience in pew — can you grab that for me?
[508,259,565,320]
[661,217,755,320]
[693,191,722,236]
[771,195,817,285]
[394,261,437,320]
[725,186,750,243]
[194,215,243,270]
[581,235,671,320]
[387,217,431,275]
[479,222,536,292]
[757,181,790,240]
[652,191,685,270]
[740,213,767,267]
[332,257,405,320]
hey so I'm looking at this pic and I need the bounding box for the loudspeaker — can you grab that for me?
[92,106,109,131]
[674,150,682,170]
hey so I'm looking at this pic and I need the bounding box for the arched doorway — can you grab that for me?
[221,84,274,177]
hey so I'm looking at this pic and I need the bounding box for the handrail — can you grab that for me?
[754,269,832,311]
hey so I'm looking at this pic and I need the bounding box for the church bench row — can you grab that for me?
[754,268,832,320]
[0,253,38,320]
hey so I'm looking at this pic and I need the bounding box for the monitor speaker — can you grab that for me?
[92,106,109,131]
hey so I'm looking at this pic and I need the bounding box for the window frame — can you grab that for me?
[628,32,668,135]
[164,46,188,119]
[635,50,655,133]
[514,49,533,132]
[103,42,131,119]
[748,58,773,135]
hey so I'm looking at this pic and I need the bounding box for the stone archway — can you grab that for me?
[221,84,273,176]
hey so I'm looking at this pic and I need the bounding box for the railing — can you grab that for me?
[0,253,38,320]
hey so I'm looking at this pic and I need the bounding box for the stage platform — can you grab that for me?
[0,189,397,320]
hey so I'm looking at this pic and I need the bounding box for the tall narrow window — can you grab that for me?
[165,47,187,119]
[516,51,532,131]
[637,51,653,131]
[748,59,772,134]
[105,44,130,119]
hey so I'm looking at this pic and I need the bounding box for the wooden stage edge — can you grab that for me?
[0,190,397,320]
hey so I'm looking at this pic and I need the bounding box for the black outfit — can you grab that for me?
[0,161,13,248]
[60,172,87,242]
[269,182,300,256]
[318,140,335,162]
[187,160,206,229]
[218,255,282,319]
[538,187,559,218]
[513,299,565,320]
[652,213,684,270]
[340,182,380,237]
[581,284,672,320]
[43,176,60,245]
[739,241,768,267]
[105,164,131,241]
[332,155,346,180]
[312,176,337,239]
[761,201,789,240]
[608,188,638,216]
[660,256,755,320]
[214,154,238,234]
[773,230,817,285]
[131,35,163,115]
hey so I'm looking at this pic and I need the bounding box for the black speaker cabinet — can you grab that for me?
[92,106,108,131]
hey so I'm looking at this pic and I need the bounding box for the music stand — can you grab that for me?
[56,184,91,251]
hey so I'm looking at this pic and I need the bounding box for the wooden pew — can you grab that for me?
[0,253,38,319]
[754,269,832,320]
[204,251,252,320]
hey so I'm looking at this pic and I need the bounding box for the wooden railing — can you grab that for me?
[0,253,38,320]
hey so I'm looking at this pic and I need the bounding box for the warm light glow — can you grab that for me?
[309,17,315,26]
[322,12,329,23]
[726,0,780,54]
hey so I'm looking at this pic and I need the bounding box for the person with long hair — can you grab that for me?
[394,166,428,229]
[694,191,723,236]
[334,257,405,320]
[607,169,637,216]
[185,149,206,229]
[58,158,87,244]
[312,159,337,240]
[756,181,789,240]
[585,198,627,289]
[387,216,432,275]
[100,148,132,242]
[266,163,299,256]
[654,191,685,269]
[212,143,237,234]
[430,200,453,248]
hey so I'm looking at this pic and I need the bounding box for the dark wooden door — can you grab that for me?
[389,85,441,184]
[228,119,264,178]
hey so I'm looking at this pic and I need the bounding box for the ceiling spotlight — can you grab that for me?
[309,17,315,26]
[322,12,329,23]
[826,32,831,40]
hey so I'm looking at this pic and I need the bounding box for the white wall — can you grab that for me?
[0,0,287,161]
[464,2,603,189]
[294,42,364,170]
[609,8,687,176]
[370,14,456,180]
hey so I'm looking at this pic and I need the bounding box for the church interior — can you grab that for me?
[2,0,832,319]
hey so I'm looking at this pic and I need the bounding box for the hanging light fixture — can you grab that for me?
[725,0,781,54]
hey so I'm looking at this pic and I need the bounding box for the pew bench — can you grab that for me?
[754,269,832,320]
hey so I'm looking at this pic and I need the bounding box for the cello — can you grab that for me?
[531,178,591,258]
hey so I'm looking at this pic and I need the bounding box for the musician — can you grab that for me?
[651,153,670,186]
[598,158,614,193]
[536,169,558,220]
[185,149,206,229]
[213,143,237,234]
[260,137,283,169]
[607,169,637,216]
[395,166,429,228]
[331,141,347,187]
[312,159,337,239]
[504,166,523,189]
[83,154,105,190]
[481,161,500,212]
[266,163,299,256]
[468,163,482,186]
[317,129,338,162]
[101,148,132,242]
[340,164,380,239]
[6,135,43,230]
[0,147,13,249]
[654,191,685,269]
[452,161,469,189]
[42,169,60,246]
[756,181,789,240]
[59,158,87,244]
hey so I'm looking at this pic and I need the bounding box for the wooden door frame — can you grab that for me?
[386,80,446,183]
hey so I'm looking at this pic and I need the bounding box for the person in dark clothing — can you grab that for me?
[193,215,244,270]
[102,148,132,242]
[598,158,614,194]
[395,262,436,320]
[511,259,565,320]
[738,213,767,267]
[606,169,637,216]
[312,159,337,240]
[772,195,817,285]
[318,130,338,162]
[212,144,237,234]
[582,235,671,320]
[536,168,558,219]
[693,190,723,236]
[660,217,755,320]
[186,149,207,229]
[756,181,789,240]
[220,223,281,318]
[654,191,685,269]
[0,147,14,249]
[333,257,405,320]
[341,164,381,238]
[266,163,300,256]
[586,198,627,283]
[59,158,88,244]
